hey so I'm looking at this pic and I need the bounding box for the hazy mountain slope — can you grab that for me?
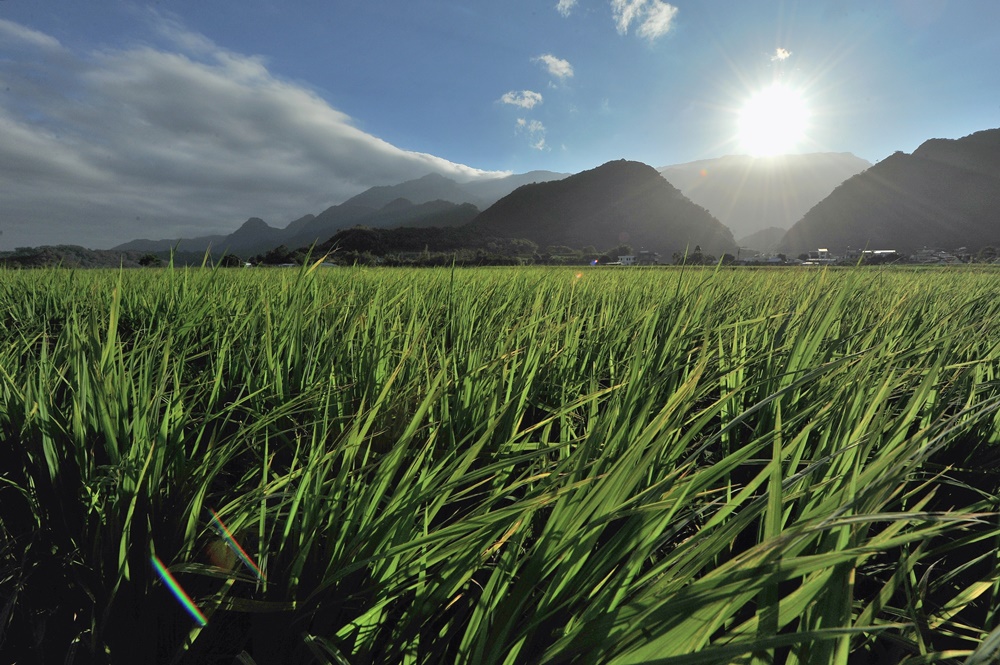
[284,200,478,249]
[282,213,318,235]
[114,170,565,254]
[658,153,871,239]
[223,217,286,254]
[363,199,477,228]
[342,170,568,209]
[779,129,1000,255]
[114,200,477,256]
[737,227,786,253]
[469,160,737,257]
[462,171,570,205]
[343,173,476,208]
[383,202,480,228]
[113,234,229,253]
[1,246,154,268]
[280,204,380,250]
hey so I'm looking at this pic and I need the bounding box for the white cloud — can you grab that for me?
[611,0,678,41]
[637,2,679,41]
[500,90,544,109]
[612,0,645,34]
[0,18,63,51]
[534,54,574,79]
[771,47,792,61]
[515,118,548,151]
[556,0,578,17]
[0,19,504,249]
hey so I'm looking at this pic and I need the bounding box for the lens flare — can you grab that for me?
[151,555,208,626]
[208,509,266,581]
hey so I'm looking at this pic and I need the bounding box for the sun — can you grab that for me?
[737,84,809,156]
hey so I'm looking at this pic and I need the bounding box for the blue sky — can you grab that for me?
[1,0,999,248]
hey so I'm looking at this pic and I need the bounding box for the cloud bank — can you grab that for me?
[0,18,63,51]
[611,0,678,41]
[0,19,503,249]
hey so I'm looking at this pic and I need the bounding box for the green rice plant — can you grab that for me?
[2,264,1000,663]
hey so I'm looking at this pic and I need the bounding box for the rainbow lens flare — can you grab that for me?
[151,555,208,627]
[208,509,266,581]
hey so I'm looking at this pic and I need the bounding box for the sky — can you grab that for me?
[1,0,999,249]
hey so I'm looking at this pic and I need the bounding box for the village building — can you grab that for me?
[806,248,834,263]
[636,250,660,265]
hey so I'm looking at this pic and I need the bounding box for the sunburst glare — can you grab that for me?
[738,83,810,156]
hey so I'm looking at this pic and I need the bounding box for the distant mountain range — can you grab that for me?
[658,153,871,240]
[117,154,865,257]
[780,129,1000,255]
[342,171,569,209]
[114,170,567,255]
[111,128,1000,263]
[470,160,737,257]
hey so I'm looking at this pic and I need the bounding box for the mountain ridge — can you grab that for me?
[113,170,566,255]
[469,159,738,257]
[779,129,1000,255]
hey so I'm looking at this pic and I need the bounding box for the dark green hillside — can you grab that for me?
[360,200,478,229]
[314,224,536,262]
[469,160,737,258]
[780,128,1000,255]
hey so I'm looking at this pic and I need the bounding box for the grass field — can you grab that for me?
[3,263,1000,664]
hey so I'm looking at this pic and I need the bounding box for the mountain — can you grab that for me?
[283,199,478,249]
[114,199,479,256]
[737,227,786,253]
[658,153,871,239]
[344,173,475,208]
[342,170,569,209]
[278,204,380,250]
[469,160,737,257]
[463,171,571,205]
[779,129,1000,255]
[114,170,565,255]
[113,234,229,253]
[224,217,285,254]
[1,245,154,268]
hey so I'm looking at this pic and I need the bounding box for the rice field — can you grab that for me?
[3,263,1000,664]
